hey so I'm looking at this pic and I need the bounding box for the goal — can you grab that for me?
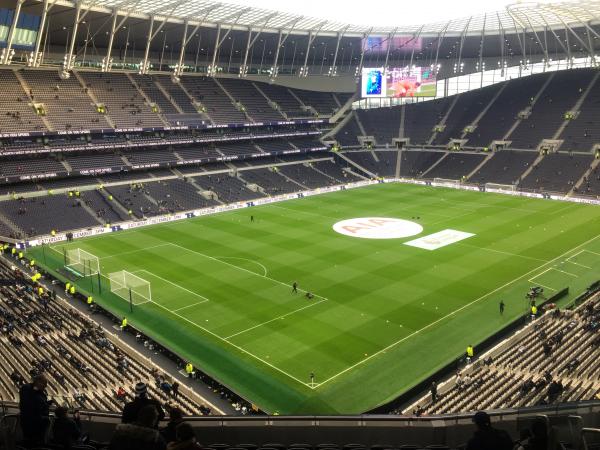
[109,271,152,305]
[433,178,461,188]
[485,183,517,193]
[65,248,100,277]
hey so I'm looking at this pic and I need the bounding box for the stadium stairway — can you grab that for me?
[72,71,117,129]
[213,78,255,123]
[12,70,54,132]
[553,71,600,144]
[465,152,494,181]
[336,152,377,178]
[427,94,461,146]
[570,157,600,196]
[153,78,185,114]
[126,73,170,127]
[516,151,546,186]
[462,82,509,144]
[418,151,450,178]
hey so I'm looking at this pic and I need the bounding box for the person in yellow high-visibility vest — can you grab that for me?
[466,345,474,363]
[120,317,127,331]
[87,296,94,310]
[531,305,538,319]
[69,285,75,295]
[18,251,23,259]
[29,259,35,268]
[185,362,194,378]
[37,286,44,296]
[11,247,16,257]
[51,230,56,237]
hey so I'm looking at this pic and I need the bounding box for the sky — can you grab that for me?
[221,0,537,27]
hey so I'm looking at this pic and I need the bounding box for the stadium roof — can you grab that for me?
[41,0,600,37]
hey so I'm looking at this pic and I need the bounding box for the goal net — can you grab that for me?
[485,183,516,193]
[108,271,152,305]
[433,178,461,188]
[65,248,100,277]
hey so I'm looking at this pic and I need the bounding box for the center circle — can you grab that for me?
[332,217,423,239]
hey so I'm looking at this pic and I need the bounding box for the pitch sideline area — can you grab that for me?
[30,183,600,413]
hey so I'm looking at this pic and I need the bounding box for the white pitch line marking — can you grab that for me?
[311,234,600,389]
[214,256,268,277]
[147,298,313,388]
[565,260,592,269]
[133,269,210,304]
[225,298,328,340]
[552,268,579,277]
[457,242,549,263]
[98,244,172,260]
[583,249,600,257]
[168,243,328,302]
[171,300,210,312]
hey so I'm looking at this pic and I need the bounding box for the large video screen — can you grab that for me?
[361,67,437,98]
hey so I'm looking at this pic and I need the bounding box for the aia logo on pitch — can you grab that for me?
[332,218,423,239]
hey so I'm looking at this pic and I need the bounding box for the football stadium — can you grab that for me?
[0,0,600,447]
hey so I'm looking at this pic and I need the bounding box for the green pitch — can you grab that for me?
[29,183,600,414]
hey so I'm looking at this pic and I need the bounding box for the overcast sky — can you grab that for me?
[221,0,536,27]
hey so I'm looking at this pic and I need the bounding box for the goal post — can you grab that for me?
[433,178,461,188]
[65,248,100,277]
[108,270,152,306]
[485,182,517,193]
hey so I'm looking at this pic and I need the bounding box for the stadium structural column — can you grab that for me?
[64,1,82,72]
[141,16,156,75]
[328,26,348,77]
[173,20,189,79]
[496,14,506,76]
[455,16,472,76]
[476,15,487,85]
[269,17,301,80]
[433,22,450,74]
[299,22,327,77]
[29,0,51,67]
[354,27,373,81]
[383,28,398,73]
[239,13,277,78]
[407,25,424,74]
[208,24,222,76]
[1,0,25,65]
[103,9,133,72]
[557,17,597,65]
[63,1,93,73]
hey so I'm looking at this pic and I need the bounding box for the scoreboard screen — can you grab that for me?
[361,67,437,98]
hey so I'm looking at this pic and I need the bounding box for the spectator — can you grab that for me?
[466,411,513,450]
[161,407,184,443]
[172,381,180,399]
[19,374,52,446]
[52,406,84,449]
[167,422,203,450]
[110,405,166,450]
[122,382,165,426]
[116,386,127,401]
[430,381,438,403]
